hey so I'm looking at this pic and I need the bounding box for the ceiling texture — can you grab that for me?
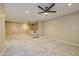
[2,3,79,23]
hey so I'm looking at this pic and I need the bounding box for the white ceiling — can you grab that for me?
[3,3,79,22]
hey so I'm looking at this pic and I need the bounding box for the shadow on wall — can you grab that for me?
[29,22,38,33]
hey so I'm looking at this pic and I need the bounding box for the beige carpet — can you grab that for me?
[3,34,79,56]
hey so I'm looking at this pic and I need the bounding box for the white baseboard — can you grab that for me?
[44,35,79,47]
[54,38,79,47]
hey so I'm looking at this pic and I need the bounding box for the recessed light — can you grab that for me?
[68,3,72,6]
[26,11,30,14]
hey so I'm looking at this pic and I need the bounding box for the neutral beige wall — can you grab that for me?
[6,22,31,35]
[0,4,5,55]
[0,15,5,55]
[0,4,4,14]
[5,22,43,36]
[38,22,44,36]
[44,11,79,45]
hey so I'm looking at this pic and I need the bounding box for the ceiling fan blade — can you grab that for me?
[38,12,46,14]
[47,3,55,11]
[38,6,46,12]
[38,11,56,14]
[47,11,56,13]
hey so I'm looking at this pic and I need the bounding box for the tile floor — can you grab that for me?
[3,34,79,56]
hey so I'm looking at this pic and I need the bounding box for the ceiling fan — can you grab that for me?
[38,3,56,14]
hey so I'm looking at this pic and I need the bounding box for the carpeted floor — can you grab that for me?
[3,34,79,56]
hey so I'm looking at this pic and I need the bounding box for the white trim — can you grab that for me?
[54,38,79,47]
[0,47,6,56]
[44,35,79,47]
